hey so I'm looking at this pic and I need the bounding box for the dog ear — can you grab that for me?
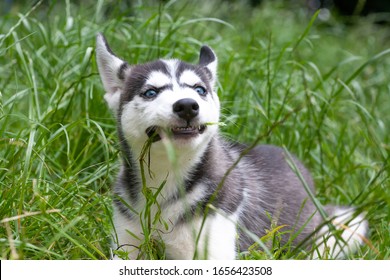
[199,46,217,86]
[96,33,130,114]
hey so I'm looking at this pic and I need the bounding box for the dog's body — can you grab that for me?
[96,34,368,259]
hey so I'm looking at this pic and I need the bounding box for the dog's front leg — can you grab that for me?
[111,210,143,260]
[164,213,238,260]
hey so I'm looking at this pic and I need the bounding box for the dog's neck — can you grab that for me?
[127,135,214,205]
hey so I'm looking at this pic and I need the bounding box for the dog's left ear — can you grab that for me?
[199,46,217,86]
[96,33,130,114]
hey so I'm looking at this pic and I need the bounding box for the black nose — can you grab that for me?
[172,98,199,122]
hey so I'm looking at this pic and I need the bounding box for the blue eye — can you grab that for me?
[194,86,207,96]
[143,89,158,98]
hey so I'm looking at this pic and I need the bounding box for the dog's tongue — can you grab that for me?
[145,126,162,142]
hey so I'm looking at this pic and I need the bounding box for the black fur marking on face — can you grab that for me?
[175,61,213,95]
[121,60,171,105]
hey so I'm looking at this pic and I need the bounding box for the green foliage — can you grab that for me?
[0,0,389,259]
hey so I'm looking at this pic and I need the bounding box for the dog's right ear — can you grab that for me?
[96,33,130,114]
[199,46,217,87]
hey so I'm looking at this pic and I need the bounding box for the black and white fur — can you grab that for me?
[96,33,368,260]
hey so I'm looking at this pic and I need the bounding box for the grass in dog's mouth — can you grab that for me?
[204,122,226,127]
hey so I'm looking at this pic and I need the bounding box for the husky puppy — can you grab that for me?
[96,33,368,260]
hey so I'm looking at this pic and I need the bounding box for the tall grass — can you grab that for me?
[0,0,389,259]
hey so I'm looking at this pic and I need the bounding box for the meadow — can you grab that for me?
[0,0,389,259]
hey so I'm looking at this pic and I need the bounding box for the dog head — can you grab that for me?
[96,33,220,154]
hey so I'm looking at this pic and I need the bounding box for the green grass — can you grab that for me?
[0,0,389,260]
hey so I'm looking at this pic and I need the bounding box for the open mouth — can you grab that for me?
[146,125,206,142]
